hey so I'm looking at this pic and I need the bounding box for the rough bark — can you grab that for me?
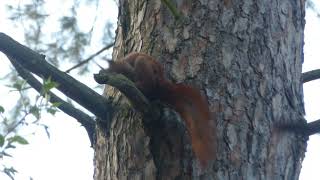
[94,0,306,179]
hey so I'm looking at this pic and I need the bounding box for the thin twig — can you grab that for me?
[4,113,28,137]
[65,43,113,73]
[87,0,100,38]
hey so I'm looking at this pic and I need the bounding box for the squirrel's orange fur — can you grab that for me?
[108,52,216,167]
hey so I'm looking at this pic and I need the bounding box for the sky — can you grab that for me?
[298,1,320,179]
[0,0,320,180]
[0,0,117,180]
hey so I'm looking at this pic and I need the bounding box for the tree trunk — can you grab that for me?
[94,0,306,179]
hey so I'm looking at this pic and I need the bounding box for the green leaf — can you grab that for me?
[30,106,40,119]
[4,167,17,180]
[0,134,4,147]
[8,135,29,145]
[12,81,23,91]
[0,105,4,113]
[51,102,62,107]
[42,77,59,94]
[47,107,58,115]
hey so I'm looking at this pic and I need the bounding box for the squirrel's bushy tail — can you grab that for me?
[163,83,216,167]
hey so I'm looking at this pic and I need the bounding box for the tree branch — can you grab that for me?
[65,43,113,73]
[8,55,96,146]
[0,33,111,120]
[93,70,185,135]
[302,69,320,83]
[305,119,320,136]
[94,70,150,114]
[279,119,320,137]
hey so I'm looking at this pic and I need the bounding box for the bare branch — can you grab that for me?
[94,70,150,114]
[0,32,111,120]
[305,119,320,136]
[93,70,186,136]
[279,118,320,137]
[8,55,95,145]
[65,43,113,73]
[302,69,320,83]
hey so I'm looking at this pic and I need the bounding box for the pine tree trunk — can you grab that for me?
[94,0,306,179]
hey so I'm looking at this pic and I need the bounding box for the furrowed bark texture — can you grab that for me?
[94,0,306,179]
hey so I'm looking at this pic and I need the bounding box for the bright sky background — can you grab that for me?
[0,0,117,180]
[299,1,320,179]
[0,0,320,180]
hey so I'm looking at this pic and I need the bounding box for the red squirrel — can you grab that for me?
[107,52,216,167]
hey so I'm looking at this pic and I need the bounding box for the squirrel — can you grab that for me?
[107,52,216,167]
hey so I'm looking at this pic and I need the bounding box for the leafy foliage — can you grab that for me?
[0,77,60,179]
[1,0,117,178]
[0,106,4,114]
[3,167,17,180]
